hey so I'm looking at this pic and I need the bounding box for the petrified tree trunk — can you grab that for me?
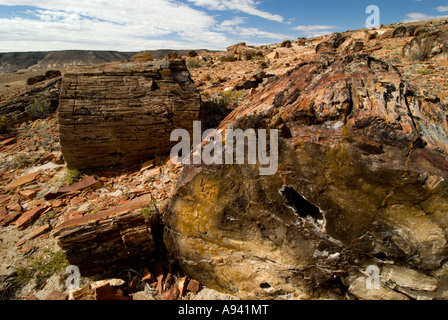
[164,53,448,299]
[58,60,201,169]
[52,194,158,276]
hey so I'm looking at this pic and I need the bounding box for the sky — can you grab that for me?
[0,0,448,52]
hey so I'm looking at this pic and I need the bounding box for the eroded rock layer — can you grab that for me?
[58,60,201,169]
[52,194,158,276]
[164,53,448,299]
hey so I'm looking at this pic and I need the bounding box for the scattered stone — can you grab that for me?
[161,286,179,300]
[90,279,126,290]
[164,51,182,60]
[267,51,279,59]
[0,211,21,227]
[348,277,409,300]
[45,175,102,200]
[45,290,68,300]
[28,224,52,240]
[392,26,407,38]
[133,291,155,300]
[15,205,49,231]
[19,189,38,200]
[192,288,239,300]
[5,171,39,190]
[187,50,198,57]
[178,276,188,297]
[280,40,292,48]
[186,279,201,295]
[381,265,438,292]
[140,160,154,172]
[353,41,364,53]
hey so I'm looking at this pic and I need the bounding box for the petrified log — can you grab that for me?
[58,60,201,170]
[52,194,158,276]
[164,53,448,299]
[0,77,61,125]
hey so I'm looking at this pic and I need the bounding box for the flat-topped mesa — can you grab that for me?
[58,59,202,169]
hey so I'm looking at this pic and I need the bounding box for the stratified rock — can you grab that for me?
[0,77,61,125]
[52,194,159,276]
[58,60,201,169]
[164,53,448,299]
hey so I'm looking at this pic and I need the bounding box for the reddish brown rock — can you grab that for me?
[19,189,38,200]
[58,60,201,170]
[161,286,179,300]
[186,279,202,295]
[52,194,158,276]
[164,53,448,299]
[28,224,52,240]
[45,290,68,300]
[178,276,188,296]
[44,176,102,200]
[15,206,48,231]
[5,171,39,190]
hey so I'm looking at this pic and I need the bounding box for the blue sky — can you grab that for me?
[0,0,447,52]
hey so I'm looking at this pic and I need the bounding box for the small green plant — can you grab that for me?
[186,58,202,69]
[142,198,159,220]
[65,168,82,185]
[50,168,83,187]
[416,68,435,75]
[210,90,243,108]
[36,210,58,226]
[0,115,9,132]
[15,250,69,285]
[25,97,52,119]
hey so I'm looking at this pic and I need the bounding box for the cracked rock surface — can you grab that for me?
[164,53,448,299]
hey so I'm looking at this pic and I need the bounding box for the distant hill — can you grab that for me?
[0,49,216,74]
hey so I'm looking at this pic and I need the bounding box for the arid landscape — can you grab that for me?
[1,17,448,301]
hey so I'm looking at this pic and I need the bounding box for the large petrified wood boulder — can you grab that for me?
[164,53,448,299]
[58,60,201,169]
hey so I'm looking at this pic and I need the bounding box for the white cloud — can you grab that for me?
[436,6,448,12]
[220,16,246,26]
[403,12,448,23]
[291,25,338,38]
[0,0,290,51]
[187,0,284,22]
[292,25,338,32]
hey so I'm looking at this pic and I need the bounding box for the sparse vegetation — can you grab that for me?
[36,210,58,226]
[0,115,9,132]
[210,90,243,108]
[142,198,159,221]
[416,68,435,75]
[202,90,243,129]
[185,57,212,69]
[50,168,83,187]
[15,250,69,285]
[10,152,41,169]
[25,97,52,119]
